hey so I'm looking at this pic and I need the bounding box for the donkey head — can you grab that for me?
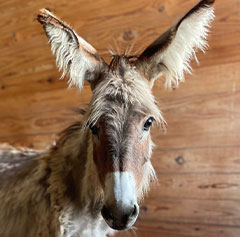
[38,0,214,230]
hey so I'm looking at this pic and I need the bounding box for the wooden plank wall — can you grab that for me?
[0,0,239,236]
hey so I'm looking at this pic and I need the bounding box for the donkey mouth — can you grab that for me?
[101,205,139,230]
[108,223,133,231]
[102,216,136,231]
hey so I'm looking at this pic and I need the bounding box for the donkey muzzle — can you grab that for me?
[101,203,139,230]
[102,172,139,230]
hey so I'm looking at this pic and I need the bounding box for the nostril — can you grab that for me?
[101,205,112,221]
[122,205,139,224]
[130,204,138,218]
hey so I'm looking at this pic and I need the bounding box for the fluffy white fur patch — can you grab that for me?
[45,24,99,89]
[162,5,215,88]
[58,207,115,237]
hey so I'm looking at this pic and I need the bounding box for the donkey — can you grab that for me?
[0,1,214,236]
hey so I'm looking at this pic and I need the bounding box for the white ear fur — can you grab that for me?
[38,9,105,90]
[136,0,215,89]
[162,5,215,88]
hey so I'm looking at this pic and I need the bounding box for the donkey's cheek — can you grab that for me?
[131,138,151,188]
[92,143,107,187]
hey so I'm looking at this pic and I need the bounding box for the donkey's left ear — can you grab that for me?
[135,0,215,88]
[37,9,106,89]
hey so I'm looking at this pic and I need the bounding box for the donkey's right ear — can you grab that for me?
[37,9,106,90]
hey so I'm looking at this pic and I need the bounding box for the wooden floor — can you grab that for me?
[0,0,240,236]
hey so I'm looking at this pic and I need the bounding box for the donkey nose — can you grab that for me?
[101,204,139,230]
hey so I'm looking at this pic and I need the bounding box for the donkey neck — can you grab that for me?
[46,122,103,213]
[44,121,110,236]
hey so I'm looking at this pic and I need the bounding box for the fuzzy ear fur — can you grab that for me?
[37,9,106,89]
[135,0,215,88]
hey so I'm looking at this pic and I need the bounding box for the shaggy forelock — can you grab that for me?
[82,58,165,129]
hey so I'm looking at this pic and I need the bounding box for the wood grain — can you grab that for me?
[1,0,240,236]
[0,134,56,149]
[126,221,240,237]
[149,174,240,200]
[138,198,240,226]
[153,147,240,174]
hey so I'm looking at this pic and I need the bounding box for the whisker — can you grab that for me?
[131,43,145,56]
[113,38,120,55]
[126,41,134,56]
[125,43,131,56]
[130,226,137,237]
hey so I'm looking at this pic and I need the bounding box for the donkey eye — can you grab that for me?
[143,117,155,131]
[89,124,98,135]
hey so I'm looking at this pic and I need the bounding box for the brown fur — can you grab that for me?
[92,112,151,187]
